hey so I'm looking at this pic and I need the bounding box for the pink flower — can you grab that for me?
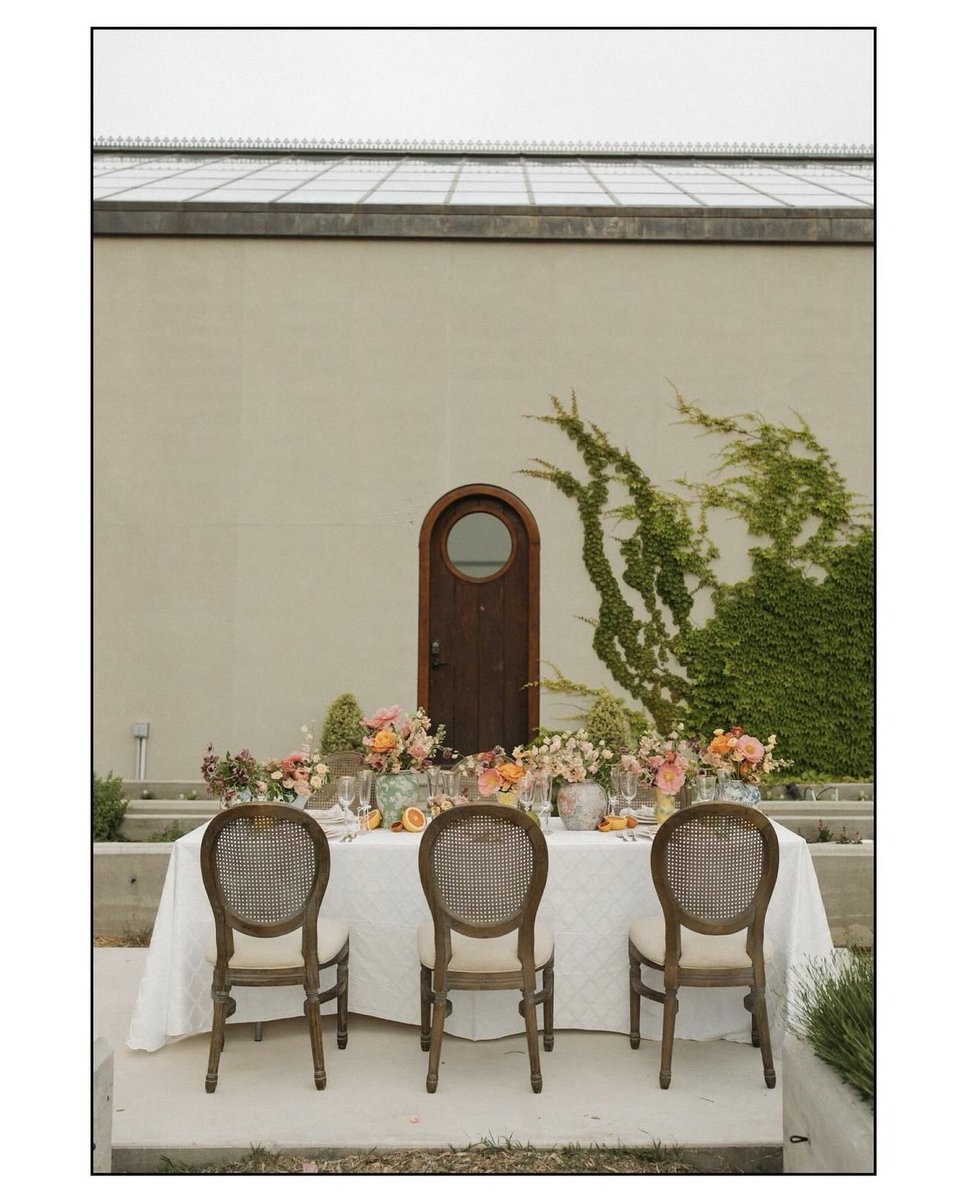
[620,753,640,772]
[363,705,402,730]
[735,735,764,763]
[478,768,503,796]
[655,762,686,795]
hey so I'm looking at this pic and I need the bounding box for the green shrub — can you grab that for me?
[93,771,128,841]
[147,821,185,842]
[787,950,874,1107]
[320,692,365,755]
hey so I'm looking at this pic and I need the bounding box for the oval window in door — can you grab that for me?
[419,486,540,757]
[445,511,514,580]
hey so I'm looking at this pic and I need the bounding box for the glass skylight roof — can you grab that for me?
[93,153,873,209]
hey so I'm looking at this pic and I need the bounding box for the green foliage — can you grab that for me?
[147,821,186,842]
[787,951,874,1108]
[522,391,874,777]
[527,666,652,748]
[93,771,128,842]
[320,692,365,755]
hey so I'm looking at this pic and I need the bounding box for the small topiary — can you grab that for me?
[320,692,366,755]
[582,690,634,755]
[93,771,128,841]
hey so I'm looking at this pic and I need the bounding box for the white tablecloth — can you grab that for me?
[128,816,832,1052]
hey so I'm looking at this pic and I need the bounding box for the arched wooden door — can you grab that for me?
[419,486,539,758]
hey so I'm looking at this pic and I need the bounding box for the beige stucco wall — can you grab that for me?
[94,236,872,779]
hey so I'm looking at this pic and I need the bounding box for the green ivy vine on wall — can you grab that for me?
[521,390,873,778]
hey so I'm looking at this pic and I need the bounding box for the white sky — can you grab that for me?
[93,27,874,148]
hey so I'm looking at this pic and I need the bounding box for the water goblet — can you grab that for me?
[425,767,441,808]
[533,776,552,834]
[336,776,356,839]
[442,769,459,800]
[357,769,374,832]
[609,765,623,816]
[517,775,534,817]
[695,773,716,804]
[620,769,638,812]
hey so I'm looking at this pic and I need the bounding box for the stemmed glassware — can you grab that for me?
[533,775,552,834]
[517,775,534,818]
[619,769,638,813]
[336,776,356,840]
[442,770,459,801]
[695,772,716,804]
[357,769,374,831]
[609,766,623,816]
[425,767,441,809]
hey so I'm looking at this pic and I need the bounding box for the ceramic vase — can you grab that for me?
[556,781,608,830]
[375,770,424,825]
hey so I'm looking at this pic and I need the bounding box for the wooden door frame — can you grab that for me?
[418,484,540,741]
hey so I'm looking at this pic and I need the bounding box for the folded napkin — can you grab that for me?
[315,804,347,826]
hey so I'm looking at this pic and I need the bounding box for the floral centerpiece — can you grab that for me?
[622,726,702,796]
[361,705,447,774]
[701,725,787,785]
[362,705,449,826]
[464,746,527,803]
[699,725,790,805]
[514,731,613,829]
[202,726,329,808]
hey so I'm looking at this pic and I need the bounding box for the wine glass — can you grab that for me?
[336,776,356,838]
[442,770,459,800]
[425,767,441,808]
[517,775,534,818]
[609,765,623,816]
[533,776,552,834]
[619,769,638,813]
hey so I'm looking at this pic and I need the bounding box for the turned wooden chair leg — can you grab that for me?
[426,990,448,1093]
[750,986,776,1088]
[522,978,543,1094]
[206,986,231,1093]
[628,953,642,1049]
[304,988,327,1090]
[659,987,678,1089]
[542,961,555,1051]
[420,966,432,1051]
[336,946,349,1049]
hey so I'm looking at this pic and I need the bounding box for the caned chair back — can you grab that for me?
[650,802,779,938]
[306,751,366,810]
[419,803,547,940]
[202,803,329,944]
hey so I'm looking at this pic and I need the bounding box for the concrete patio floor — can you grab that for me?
[95,948,784,1174]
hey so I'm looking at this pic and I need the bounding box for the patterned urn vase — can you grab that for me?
[556,781,608,831]
[375,771,424,826]
[719,778,762,806]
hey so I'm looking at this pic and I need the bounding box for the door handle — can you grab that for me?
[431,640,445,668]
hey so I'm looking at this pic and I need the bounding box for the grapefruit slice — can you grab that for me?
[402,806,427,833]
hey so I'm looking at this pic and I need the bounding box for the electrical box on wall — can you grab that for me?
[132,722,149,738]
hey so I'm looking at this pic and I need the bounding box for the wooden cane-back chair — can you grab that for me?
[418,804,555,1093]
[201,803,350,1092]
[628,802,780,1089]
[306,751,366,811]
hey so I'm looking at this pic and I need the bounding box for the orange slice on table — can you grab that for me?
[390,820,404,833]
[598,819,612,832]
[402,806,427,833]
[626,815,637,828]
[367,808,382,830]
[608,815,627,831]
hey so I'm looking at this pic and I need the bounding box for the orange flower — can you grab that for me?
[497,761,525,785]
[371,729,398,753]
[708,734,732,757]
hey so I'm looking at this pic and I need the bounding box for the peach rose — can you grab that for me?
[708,734,732,756]
[497,761,525,785]
[371,729,398,753]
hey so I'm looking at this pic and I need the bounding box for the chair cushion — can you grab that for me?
[629,916,773,970]
[418,922,554,973]
[205,916,350,970]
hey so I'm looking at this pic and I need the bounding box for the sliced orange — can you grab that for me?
[402,806,427,833]
[626,815,637,828]
[608,815,627,831]
[391,820,404,833]
[598,819,612,832]
[367,808,381,830]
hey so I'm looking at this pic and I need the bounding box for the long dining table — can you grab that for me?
[127,813,833,1053]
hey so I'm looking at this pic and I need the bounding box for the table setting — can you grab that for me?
[127,717,832,1053]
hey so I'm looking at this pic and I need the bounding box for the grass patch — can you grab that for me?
[155,1140,700,1175]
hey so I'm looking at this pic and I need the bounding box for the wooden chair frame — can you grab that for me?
[201,802,349,1092]
[418,803,554,1093]
[628,802,780,1089]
